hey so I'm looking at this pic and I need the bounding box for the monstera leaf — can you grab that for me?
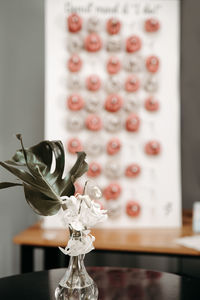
[0,135,88,216]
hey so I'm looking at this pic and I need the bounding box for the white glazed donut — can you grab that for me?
[106,36,122,52]
[144,76,159,93]
[87,16,102,32]
[67,35,83,53]
[85,137,104,157]
[67,114,84,131]
[105,76,122,93]
[104,114,122,132]
[105,160,122,179]
[85,94,102,113]
[124,55,143,73]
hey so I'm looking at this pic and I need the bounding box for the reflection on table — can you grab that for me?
[0,267,200,299]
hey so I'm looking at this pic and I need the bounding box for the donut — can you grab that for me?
[103,183,121,200]
[85,114,102,131]
[125,164,141,178]
[144,97,159,112]
[145,18,160,33]
[106,36,121,52]
[124,55,143,73]
[107,138,121,155]
[86,75,101,91]
[67,94,84,111]
[125,75,140,92]
[144,76,158,93]
[105,94,123,112]
[67,35,83,53]
[106,18,121,35]
[67,138,82,154]
[145,140,161,155]
[146,56,159,73]
[105,76,121,93]
[85,33,102,52]
[68,54,82,72]
[107,56,121,74]
[67,13,82,33]
[126,35,142,53]
[105,160,122,179]
[104,114,122,132]
[85,138,103,157]
[85,95,102,113]
[87,17,101,32]
[126,201,141,217]
[67,114,84,131]
[125,114,140,132]
[87,162,102,178]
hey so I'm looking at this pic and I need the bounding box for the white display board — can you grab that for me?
[44,0,181,228]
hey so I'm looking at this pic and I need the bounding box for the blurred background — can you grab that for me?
[1,0,200,278]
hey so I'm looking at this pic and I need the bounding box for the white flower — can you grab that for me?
[77,194,92,208]
[79,200,107,228]
[59,231,95,256]
[60,194,107,230]
[58,186,107,256]
[60,195,82,230]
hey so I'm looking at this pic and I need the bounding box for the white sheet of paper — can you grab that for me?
[44,0,181,228]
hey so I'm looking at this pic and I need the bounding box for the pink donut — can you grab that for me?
[145,140,161,155]
[68,54,82,72]
[67,13,82,33]
[146,56,159,73]
[107,138,121,155]
[67,94,84,111]
[145,97,159,112]
[85,33,102,52]
[125,75,140,92]
[85,114,102,131]
[107,56,121,74]
[106,18,121,35]
[86,75,101,91]
[87,162,102,177]
[145,18,160,33]
[67,138,82,154]
[105,94,123,112]
[126,35,142,53]
[125,114,140,132]
[103,183,121,200]
[125,164,141,178]
[126,201,141,217]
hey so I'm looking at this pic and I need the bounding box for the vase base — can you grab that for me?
[55,283,98,300]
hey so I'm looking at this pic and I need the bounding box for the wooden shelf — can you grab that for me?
[13,210,200,257]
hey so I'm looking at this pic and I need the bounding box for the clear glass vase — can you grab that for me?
[55,230,98,300]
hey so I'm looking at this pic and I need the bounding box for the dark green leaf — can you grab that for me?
[0,162,58,199]
[60,177,75,197]
[69,152,88,182]
[23,183,61,216]
[0,136,88,216]
[0,182,22,189]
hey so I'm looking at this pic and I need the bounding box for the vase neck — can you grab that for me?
[68,255,85,272]
[59,254,93,289]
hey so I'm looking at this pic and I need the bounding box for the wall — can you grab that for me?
[181,0,200,209]
[0,0,200,278]
[0,0,44,277]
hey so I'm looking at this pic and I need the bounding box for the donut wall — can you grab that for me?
[44,0,181,228]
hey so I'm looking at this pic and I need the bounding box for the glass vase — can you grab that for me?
[55,230,98,300]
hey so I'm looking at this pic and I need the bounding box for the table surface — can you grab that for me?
[13,211,200,257]
[0,267,200,299]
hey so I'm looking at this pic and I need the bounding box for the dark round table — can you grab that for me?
[0,267,199,299]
